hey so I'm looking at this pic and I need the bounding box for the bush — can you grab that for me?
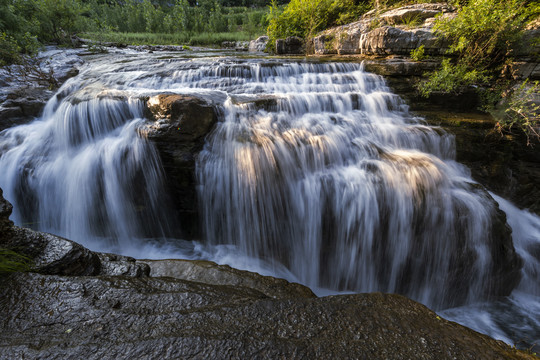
[266,0,371,52]
[492,80,540,145]
[410,44,426,61]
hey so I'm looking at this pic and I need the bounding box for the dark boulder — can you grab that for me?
[141,94,219,238]
[0,87,54,131]
[275,36,305,55]
[0,272,533,360]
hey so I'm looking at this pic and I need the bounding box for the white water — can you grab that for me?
[0,51,538,349]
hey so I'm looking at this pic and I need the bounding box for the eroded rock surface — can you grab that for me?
[142,259,315,299]
[0,273,534,360]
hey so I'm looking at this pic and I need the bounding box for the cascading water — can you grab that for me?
[0,50,538,348]
[196,61,513,309]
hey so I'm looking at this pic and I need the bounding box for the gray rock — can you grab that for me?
[6,227,101,276]
[359,26,446,56]
[379,3,455,26]
[312,3,452,56]
[142,259,315,299]
[248,35,269,52]
[275,36,304,55]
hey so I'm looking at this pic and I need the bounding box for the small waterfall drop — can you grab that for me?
[0,72,173,251]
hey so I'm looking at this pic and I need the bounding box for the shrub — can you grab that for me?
[492,80,540,145]
[410,44,426,61]
[266,0,371,52]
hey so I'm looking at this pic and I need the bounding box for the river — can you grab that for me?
[0,49,538,351]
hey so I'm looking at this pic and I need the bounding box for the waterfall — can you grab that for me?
[0,54,522,309]
[195,62,512,309]
[0,73,172,251]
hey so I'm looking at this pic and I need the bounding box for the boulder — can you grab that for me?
[378,3,455,26]
[313,20,371,55]
[140,94,219,238]
[0,87,54,131]
[275,36,304,55]
[0,272,533,359]
[248,35,269,52]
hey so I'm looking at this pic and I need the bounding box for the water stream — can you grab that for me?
[0,50,538,350]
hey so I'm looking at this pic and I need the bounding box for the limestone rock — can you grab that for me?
[248,35,269,52]
[312,2,452,56]
[359,26,446,56]
[379,3,455,26]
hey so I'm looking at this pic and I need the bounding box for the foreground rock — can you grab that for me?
[140,94,220,238]
[2,273,534,360]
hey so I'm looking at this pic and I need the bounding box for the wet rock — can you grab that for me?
[275,36,304,55]
[420,111,540,216]
[0,188,14,242]
[3,227,101,276]
[0,87,54,131]
[248,35,269,52]
[141,94,219,238]
[0,48,84,131]
[98,253,150,277]
[0,274,532,360]
[142,259,315,299]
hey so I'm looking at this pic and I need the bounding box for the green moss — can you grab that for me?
[0,248,33,275]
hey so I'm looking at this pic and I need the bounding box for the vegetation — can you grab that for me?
[266,0,372,52]
[0,0,274,64]
[0,248,32,275]
[417,0,540,142]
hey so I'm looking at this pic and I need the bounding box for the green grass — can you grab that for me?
[81,31,264,47]
[0,248,32,275]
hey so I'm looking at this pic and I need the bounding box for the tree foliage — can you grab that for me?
[417,0,540,141]
[267,0,372,52]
